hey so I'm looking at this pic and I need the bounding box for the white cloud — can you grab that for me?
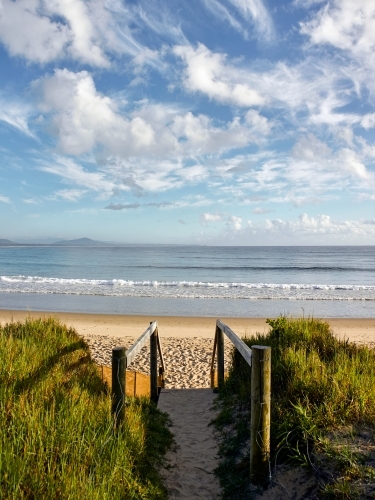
[361,114,375,130]
[227,214,242,230]
[300,0,375,62]
[40,156,117,196]
[245,109,271,135]
[252,207,273,214]
[0,0,110,66]
[0,97,35,137]
[0,0,176,68]
[300,0,375,101]
[36,70,174,157]
[200,212,223,226]
[337,148,368,179]
[211,213,375,244]
[173,42,373,132]
[36,69,261,161]
[53,189,87,201]
[227,0,274,39]
[291,134,332,162]
[0,195,11,203]
[263,213,373,237]
[22,198,38,204]
[212,133,374,205]
[174,44,265,107]
[293,0,325,7]
[200,0,248,38]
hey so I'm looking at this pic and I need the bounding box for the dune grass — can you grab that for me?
[0,317,173,499]
[214,317,375,499]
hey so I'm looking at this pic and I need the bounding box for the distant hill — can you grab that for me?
[52,237,110,247]
[0,239,19,246]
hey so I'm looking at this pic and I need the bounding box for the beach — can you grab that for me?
[0,310,373,341]
[1,310,374,389]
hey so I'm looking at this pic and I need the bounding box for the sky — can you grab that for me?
[0,0,374,245]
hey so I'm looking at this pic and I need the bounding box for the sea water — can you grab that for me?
[0,245,373,318]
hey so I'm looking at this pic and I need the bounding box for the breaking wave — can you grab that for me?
[0,275,373,301]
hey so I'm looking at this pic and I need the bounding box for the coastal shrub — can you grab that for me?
[0,317,173,499]
[214,316,375,498]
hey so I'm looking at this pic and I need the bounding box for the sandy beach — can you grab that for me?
[0,309,374,389]
[0,310,373,341]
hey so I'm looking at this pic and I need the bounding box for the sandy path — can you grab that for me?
[158,388,221,499]
[81,334,232,388]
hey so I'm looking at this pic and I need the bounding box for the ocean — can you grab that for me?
[0,245,374,318]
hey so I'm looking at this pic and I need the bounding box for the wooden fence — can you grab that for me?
[111,320,165,426]
[211,319,271,485]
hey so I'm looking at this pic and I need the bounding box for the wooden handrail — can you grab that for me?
[216,319,252,366]
[111,320,166,426]
[211,320,271,486]
[126,321,157,365]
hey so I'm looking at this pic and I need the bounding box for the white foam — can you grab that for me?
[0,275,374,301]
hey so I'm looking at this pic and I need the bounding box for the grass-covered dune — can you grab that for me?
[214,317,375,499]
[0,317,173,499]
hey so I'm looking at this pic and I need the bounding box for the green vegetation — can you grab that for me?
[214,317,375,499]
[0,317,173,499]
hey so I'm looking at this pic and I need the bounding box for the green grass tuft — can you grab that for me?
[213,316,375,499]
[0,316,173,499]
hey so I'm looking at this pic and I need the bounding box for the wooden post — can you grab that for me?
[150,322,158,403]
[112,347,126,426]
[250,345,271,485]
[217,325,225,388]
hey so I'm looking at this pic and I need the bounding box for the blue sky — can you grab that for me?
[0,0,374,245]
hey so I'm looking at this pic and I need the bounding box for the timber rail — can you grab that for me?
[211,319,271,485]
[111,320,165,426]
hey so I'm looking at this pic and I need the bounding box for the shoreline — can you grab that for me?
[0,309,374,343]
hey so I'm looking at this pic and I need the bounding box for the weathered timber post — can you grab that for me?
[150,321,158,403]
[112,347,127,426]
[250,345,271,485]
[217,325,225,388]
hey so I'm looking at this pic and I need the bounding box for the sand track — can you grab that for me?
[158,388,221,499]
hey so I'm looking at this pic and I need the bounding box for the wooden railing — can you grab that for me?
[111,320,165,426]
[211,319,271,485]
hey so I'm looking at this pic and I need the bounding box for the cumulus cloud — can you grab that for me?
[0,0,110,66]
[173,42,373,132]
[202,213,375,245]
[227,215,242,230]
[200,212,243,230]
[174,44,265,107]
[300,0,375,60]
[263,213,373,237]
[35,69,262,161]
[200,212,223,226]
